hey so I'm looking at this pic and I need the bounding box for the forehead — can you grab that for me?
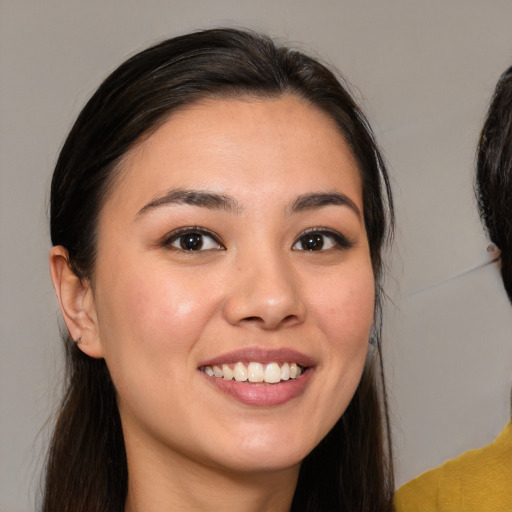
[106,94,363,212]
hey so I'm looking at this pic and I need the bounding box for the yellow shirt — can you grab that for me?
[394,421,512,512]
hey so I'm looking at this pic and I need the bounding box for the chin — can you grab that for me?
[212,430,318,474]
[215,451,304,475]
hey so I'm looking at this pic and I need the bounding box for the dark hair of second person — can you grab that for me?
[476,65,512,303]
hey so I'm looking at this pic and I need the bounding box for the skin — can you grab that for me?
[50,95,375,512]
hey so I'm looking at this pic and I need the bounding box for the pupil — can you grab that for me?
[302,234,323,251]
[180,233,203,250]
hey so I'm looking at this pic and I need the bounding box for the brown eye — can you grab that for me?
[180,233,204,250]
[292,229,353,252]
[300,233,325,251]
[165,228,224,251]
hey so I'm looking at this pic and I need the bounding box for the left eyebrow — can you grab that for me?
[289,192,361,219]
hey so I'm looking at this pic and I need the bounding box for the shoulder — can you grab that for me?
[394,421,512,512]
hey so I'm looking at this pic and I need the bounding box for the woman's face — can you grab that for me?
[87,95,375,475]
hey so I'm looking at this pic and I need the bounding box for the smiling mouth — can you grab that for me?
[200,362,307,384]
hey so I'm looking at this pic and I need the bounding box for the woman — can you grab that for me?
[44,28,394,512]
[395,66,512,511]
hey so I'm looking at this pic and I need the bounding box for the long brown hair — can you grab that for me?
[44,28,395,512]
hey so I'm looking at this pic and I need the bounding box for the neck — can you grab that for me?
[124,443,300,512]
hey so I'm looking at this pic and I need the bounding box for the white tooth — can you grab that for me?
[247,362,264,382]
[222,364,234,380]
[264,362,281,383]
[296,365,302,377]
[233,362,248,382]
[280,362,290,381]
[212,365,223,378]
[289,363,298,379]
[204,366,214,377]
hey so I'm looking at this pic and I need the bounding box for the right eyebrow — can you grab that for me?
[136,188,243,218]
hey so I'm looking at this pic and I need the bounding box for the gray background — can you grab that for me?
[2,1,512,510]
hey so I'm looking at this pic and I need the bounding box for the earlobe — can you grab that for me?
[49,246,104,359]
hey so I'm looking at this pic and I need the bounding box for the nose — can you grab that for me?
[222,251,306,330]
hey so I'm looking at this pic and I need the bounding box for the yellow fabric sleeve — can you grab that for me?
[394,421,512,512]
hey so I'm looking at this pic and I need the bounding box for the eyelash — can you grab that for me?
[161,226,353,252]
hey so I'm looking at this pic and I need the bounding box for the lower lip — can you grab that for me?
[201,369,314,407]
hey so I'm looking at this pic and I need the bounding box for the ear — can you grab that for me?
[49,246,104,359]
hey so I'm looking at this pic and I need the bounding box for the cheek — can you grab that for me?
[96,262,221,363]
[312,266,375,347]
[94,267,222,426]
[135,278,214,351]
[299,264,374,443]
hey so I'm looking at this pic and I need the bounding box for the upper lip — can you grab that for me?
[198,347,316,368]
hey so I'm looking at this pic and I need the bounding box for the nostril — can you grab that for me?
[281,314,299,326]
[241,316,263,323]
